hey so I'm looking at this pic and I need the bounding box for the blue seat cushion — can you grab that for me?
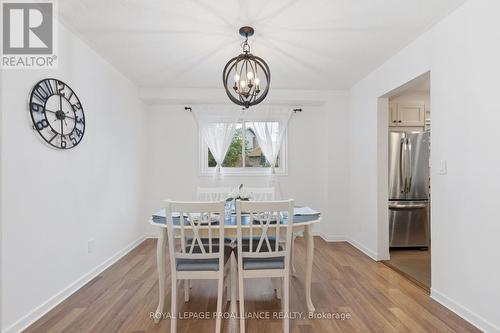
[175,243,232,272]
[234,240,285,270]
[176,258,220,271]
[242,256,285,270]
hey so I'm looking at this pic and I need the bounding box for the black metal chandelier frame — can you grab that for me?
[222,26,271,109]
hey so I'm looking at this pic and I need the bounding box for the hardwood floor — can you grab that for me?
[383,249,431,292]
[24,238,480,333]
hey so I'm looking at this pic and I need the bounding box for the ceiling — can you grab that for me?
[60,0,465,90]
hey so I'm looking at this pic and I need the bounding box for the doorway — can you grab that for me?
[381,73,431,291]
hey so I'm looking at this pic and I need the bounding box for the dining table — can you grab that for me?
[150,207,321,317]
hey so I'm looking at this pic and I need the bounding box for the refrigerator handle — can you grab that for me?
[407,138,412,193]
[399,138,406,193]
[389,203,427,209]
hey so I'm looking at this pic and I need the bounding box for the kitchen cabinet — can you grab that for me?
[389,101,425,127]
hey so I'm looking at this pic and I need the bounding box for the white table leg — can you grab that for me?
[154,229,167,323]
[230,253,238,312]
[223,253,238,333]
[304,225,315,312]
[272,278,281,300]
[184,279,190,302]
[290,234,297,277]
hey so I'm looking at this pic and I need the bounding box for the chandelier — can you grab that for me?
[222,26,270,109]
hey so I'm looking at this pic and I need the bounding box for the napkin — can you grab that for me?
[293,207,321,216]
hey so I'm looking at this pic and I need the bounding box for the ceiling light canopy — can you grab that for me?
[222,26,270,109]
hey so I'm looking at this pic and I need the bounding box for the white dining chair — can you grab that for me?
[245,187,281,296]
[165,200,230,333]
[196,187,231,201]
[246,187,297,279]
[193,187,233,300]
[236,199,294,333]
[245,187,275,201]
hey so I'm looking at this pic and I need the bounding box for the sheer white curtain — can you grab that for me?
[246,106,293,173]
[193,106,243,173]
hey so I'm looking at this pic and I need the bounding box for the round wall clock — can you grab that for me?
[29,78,85,149]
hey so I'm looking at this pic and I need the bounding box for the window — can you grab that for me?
[201,120,287,175]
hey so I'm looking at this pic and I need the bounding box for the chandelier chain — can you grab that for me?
[241,38,250,54]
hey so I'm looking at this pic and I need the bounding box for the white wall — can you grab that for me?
[326,93,350,240]
[141,89,350,241]
[0,24,146,332]
[348,0,500,331]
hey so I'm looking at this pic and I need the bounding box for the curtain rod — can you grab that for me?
[185,106,302,113]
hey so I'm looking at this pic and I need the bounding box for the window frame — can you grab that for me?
[199,119,288,176]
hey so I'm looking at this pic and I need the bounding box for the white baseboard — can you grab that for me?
[144,232,159,239]
[316,233,379,261]
[314,232,380,261]
[344,238,379,261]
[431,288,499,333]
[3,234,147,333]
[312,231,347,242]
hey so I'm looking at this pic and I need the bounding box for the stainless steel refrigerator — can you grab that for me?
[388,131,430,248]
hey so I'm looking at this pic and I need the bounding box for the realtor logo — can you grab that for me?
[1,1,57,68]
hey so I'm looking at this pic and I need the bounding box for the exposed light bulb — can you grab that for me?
[234,74,240,82]
[254,78,260,86]
[240,80,246,88]
[247,71,254,80]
